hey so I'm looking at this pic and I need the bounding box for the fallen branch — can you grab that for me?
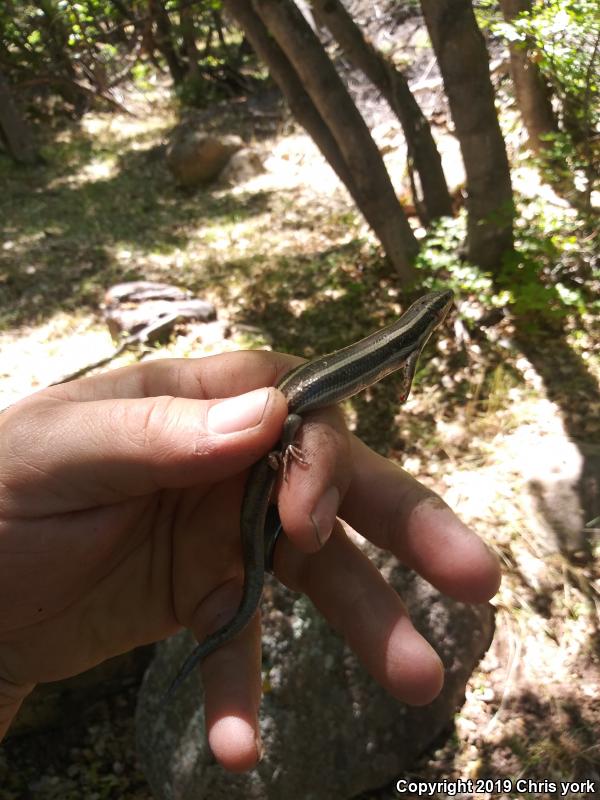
[49,313,179,386]
[16,74,134,116]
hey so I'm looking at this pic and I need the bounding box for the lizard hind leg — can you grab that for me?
[280,413,308,481]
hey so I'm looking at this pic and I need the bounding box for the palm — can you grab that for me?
[2,472,253,685]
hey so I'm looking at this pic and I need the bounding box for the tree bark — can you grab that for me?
[0,69,38,164]
[252,0,418,281]
[179,4,200,81]
[311,0,452,224]
[224,0,354,188]
[420,0,514,270]
[147,0,185,84]
[499,0,557,154]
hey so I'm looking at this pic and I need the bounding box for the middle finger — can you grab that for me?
[273,524,444,706]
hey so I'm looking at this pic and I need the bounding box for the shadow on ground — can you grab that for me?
[0,126,273,329]
[513,319,600,563]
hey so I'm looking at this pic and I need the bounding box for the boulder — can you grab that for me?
[136,551,494,799]
[166,129,243,187]
[219,147,265,184]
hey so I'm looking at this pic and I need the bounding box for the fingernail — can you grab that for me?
[310,485,340,548]
[255,734,264,762]
[207,387,271,434]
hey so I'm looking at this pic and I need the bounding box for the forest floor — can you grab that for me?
[1,26,599,800]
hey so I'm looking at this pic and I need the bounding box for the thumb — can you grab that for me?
[0,678,33,742]
[0,387,288,515]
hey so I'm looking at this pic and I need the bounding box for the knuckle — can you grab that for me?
[118,395,181,459]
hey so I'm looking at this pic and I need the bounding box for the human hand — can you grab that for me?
[0,352,500,773]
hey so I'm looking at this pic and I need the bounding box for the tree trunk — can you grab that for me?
[35,0,86,112]
[499,0,557,154]
[252,0,418,282]
[311,0,452,225]
[223,1,352,186]
[109,0,136,21]
[0,69,38,164]
[179,5,200,81]
[147,0,185,84]
[420,0,514,270]
[225,0,419,281]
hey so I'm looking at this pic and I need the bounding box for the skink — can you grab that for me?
[167,289,454,695]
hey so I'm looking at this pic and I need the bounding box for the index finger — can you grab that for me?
[276,404,352,555]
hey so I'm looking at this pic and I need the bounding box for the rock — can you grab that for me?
[105,299,217,341]
[102,280,216,341]
[166,129,243,187]
[219,148,265,184]
[509,427,599,562]
[136,551,494,800]
[105,281,191,306]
